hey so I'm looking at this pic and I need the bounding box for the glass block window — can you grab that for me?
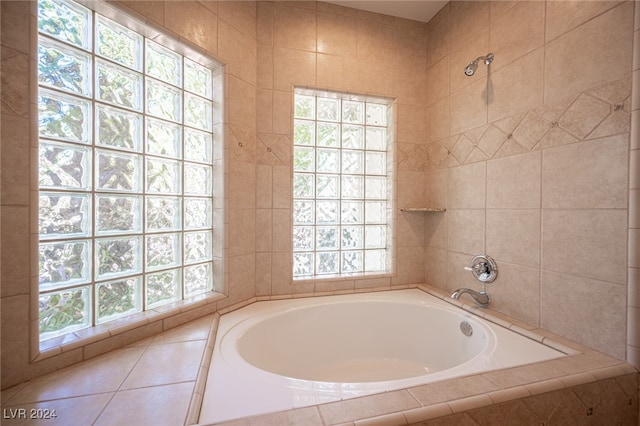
[293,89,393,279]
[37,0,221,342]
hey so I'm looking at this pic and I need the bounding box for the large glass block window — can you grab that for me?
[293,89,393,279]
[37,0,221,342]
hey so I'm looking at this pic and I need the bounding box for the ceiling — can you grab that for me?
[325,1,448,23]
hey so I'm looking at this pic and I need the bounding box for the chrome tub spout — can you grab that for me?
[451,288,490,307]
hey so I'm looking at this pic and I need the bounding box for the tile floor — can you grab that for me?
[1,315,214,426]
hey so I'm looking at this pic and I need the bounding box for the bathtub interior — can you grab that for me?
[235,301,491,382]
[199,289,566,424]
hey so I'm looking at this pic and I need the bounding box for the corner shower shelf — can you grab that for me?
[400,208,446,212]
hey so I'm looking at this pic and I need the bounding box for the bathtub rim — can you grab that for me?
[187,284,635,426]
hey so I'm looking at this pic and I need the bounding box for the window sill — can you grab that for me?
[293,271,394,283]
[36,291,226,362]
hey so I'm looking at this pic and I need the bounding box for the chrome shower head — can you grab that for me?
[464,53,494,77]
[464,62,477,76]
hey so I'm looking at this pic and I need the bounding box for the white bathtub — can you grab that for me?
[199,289,566,424]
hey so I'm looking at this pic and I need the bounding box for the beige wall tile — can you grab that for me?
[630,228,640,269]
[273,3,316,51]
[487,209,541,268]
[546,1,624,42]
[272,164,292,209]
[427,3,450,68]
[425,168,448,209]
[424,247,447,289]
[490,1,544,70]
[488,261,540,326]
[633,190,640,228]
[393,23,427,60]
[486,151,541,209]
[256,165,272,208]
[542,209,627,284]
[164,2,218,55]
[272,208,291,253]
[317,11,357,56]
[256,89,273,132]
[229,208,255,256]
[541,270,627,359]
[218,19,257,85]
[272,89,292,135]
[228,160,255,209]
[631,149,640,189]
[628,306,640,347]
[397,171,426,208]
[218,1,257,39]
[425,211,447,250]
[356,58,393,95]
[449,1,489,93]
[227,253,257,303]
[316,53,359,92]
[629,267,640,308]
[393,56,428,106]
[256,1,273,46]
[448,162,485,209]
[112,1,165,25]
[255,209,272,252]
[356,19,395,63]
[489,48,544,123]
[544,2,634,104]
[396,213,425,248]
[255,252,272,296]
[273,47,316,91]
[1,1,31,53]
[392,246,425,285]
[1,48,30,118]
[397,104,427,144]
[450,78,488,135]
[559,94,612,139]
[426,98,450,142]
[426,57,450,104]
[447,209,485,255]
[542,135,628,209]
[227,76,257,129]
[1,206,30,297]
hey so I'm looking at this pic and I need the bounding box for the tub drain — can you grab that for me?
[460,321,473,337]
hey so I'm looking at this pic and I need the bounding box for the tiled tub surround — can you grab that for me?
[1,285,637,426]
[200,288,566,424]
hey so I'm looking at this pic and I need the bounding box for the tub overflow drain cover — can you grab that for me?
[460,321,473,337]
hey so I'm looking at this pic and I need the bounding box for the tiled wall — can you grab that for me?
[1,0,638,390]
[629,0,640,367]
[423,1,635,362]
[254,1,431,295]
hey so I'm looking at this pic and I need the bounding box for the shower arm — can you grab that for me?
[473,53,494,66]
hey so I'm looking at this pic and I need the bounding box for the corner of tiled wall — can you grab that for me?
[628,0,640,369]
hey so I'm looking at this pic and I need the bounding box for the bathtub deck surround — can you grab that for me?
[200,288,566,424]
[4,284,635,426]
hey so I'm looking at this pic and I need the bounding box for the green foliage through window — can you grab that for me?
[37,0,219,342]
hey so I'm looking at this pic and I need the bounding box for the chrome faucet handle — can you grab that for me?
[465,255,498,283]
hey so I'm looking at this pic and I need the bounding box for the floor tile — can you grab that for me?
[120,340,206,389]
[1,393,113,426]
[7,347,145,404]
[93,382,193,426]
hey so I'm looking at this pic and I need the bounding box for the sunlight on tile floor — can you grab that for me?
[1,315,214,426]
